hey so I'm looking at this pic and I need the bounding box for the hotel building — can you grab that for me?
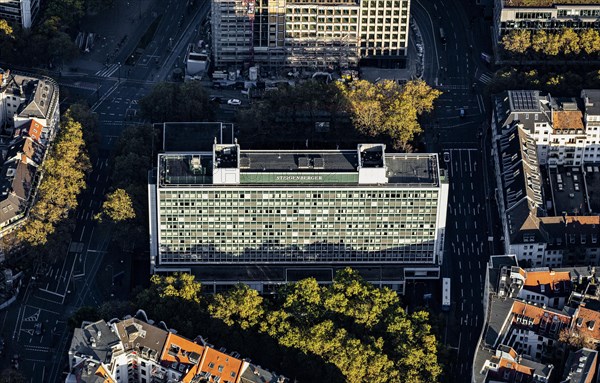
[149,128,448,293]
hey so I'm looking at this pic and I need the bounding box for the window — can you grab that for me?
[218,365,224,372]
[209,362,215,368]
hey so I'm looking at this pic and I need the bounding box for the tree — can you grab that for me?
[133,269,442,383]
[532,30,548,55]
[18,110,90,246]
[209,284,265,329]
[140,82,214,122]
[543,32,562,56]
[579,29,600,56]
[560,28,581,56]
[324,268,398,329]
[501,30,531,55]
[96,189,136,222]
[0,19,13,37]
[336,79,440,149]
[559,328,595,349]
[67,103,99,161]
[0,369,26,383]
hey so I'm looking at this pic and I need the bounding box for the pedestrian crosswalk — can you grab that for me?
[478,73,493,85]
[95,63,120,78]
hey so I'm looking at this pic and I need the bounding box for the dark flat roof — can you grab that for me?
[386,154,438,185]
[240,150,358,172]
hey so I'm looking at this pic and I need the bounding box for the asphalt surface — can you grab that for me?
[1,0,503,380]
[409,0,504,381]
[0,1,211,381]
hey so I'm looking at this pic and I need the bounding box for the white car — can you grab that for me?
[227,99,241,106]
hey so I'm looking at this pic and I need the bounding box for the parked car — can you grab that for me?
[227,99,242,106]
[443,152,450,163]
[459,108,466,118]
[34,322,43,335]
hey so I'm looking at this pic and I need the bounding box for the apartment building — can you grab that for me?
[492,90,600,268]
[211,0,410,69]
[0,68,59,236]
[66,314,287,383]
[561,348,597,383]
[493,0,600,44]
[148,124,448,293]
[0,0,40,29]
[473,257,600,383]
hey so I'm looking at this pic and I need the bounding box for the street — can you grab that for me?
[409,0,502,381]
[0,0,211,380]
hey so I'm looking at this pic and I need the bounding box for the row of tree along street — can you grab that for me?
[73,270,442,383]
[140,79,441,151]
[0,0,115,68]
[501,28,600,59]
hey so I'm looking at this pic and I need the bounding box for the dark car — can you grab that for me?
[34,322,43,335]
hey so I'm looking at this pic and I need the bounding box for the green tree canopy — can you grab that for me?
[140,82,214,122]
[134,270,442,383]
[208,284,265,329]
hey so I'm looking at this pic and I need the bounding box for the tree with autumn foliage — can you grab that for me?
[18,110,90,247]
[336,79,441,150]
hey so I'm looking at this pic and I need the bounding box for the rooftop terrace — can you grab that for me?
[504,0,600,7]
[158,149,440,187]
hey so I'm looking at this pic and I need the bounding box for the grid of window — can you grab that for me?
[158,188,439,264]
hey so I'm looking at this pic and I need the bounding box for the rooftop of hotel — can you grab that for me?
[503,0,600,8]
[158,145,441,187]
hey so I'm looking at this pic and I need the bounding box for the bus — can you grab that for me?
[442,277,451,311]
[439,28,446,43]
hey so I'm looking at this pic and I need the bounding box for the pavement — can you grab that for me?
[0,0,211,380]
[408,0,504,381]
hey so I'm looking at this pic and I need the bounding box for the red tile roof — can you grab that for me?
[573,306,600,341]
[200,347,243,383]
[27,120,42,142]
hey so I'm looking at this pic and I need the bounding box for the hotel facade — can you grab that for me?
[149,139,448,293]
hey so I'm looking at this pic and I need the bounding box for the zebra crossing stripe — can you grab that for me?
[478,74,493,85]
[95,63,120,78]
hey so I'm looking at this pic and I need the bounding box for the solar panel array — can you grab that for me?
[510,90,539,112]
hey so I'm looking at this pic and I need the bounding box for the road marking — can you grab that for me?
[80,226,86,242]
[458,261,462,270]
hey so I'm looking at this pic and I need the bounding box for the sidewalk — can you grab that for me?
[68,0,162,74]
[360,37,419,82]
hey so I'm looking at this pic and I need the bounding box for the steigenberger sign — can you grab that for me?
[240,172,359,184]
